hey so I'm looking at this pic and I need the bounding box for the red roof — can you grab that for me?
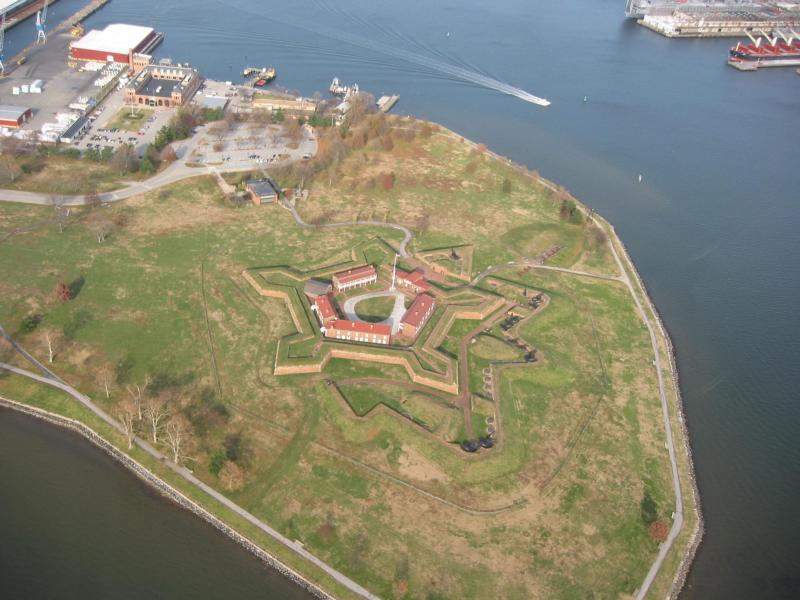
[334,265,376,285]
[328,319,391,336]
[397,269,431,291]
[401,294,435,329]
[314,294,337,322]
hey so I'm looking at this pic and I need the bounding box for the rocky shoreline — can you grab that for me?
[0,396,333,600]
[609,230,705,598]
[460,125,705,596]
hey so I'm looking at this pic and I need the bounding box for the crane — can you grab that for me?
[0,11,6,77]
[36,0,49,44]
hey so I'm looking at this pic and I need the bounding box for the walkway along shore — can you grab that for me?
[0,122,702,598]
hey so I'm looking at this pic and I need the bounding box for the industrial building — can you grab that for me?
[332,265,378,292]
[0,105,33,128]
[124,64,202,109]
[59,115,89,144]
[69,23,163,65]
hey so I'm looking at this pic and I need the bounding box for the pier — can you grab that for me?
[376,94,399,113]
[628,1,800,38]
[3,0,110,75]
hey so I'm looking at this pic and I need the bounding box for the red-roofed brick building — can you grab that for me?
[312,293,337,326]
[400,293,436,337]
[396,269,431,293]
[332,265,377,292]
[324,319,391,345]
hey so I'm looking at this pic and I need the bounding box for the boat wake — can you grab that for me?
[226,0,551,107]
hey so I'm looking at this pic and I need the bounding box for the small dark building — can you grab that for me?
[245,178,281,205]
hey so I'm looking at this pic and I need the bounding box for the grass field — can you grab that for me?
[5,154,144,194]
[104,107,153,132]
[0,121,691,599]
[353,295,397,322]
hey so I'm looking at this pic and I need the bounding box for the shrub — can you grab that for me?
[379,172,395,190]
[20,313,43,333]
[640,490,659,525]
[54,282,72,303]
[501,177,512,194]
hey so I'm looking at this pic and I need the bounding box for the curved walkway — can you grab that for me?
[341,290,406,334]
[276,195,413,258]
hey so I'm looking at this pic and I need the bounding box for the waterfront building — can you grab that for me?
[124,64,202,109]
[69,23,163,66]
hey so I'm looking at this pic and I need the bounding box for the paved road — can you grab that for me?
[341,291,406,334]
[0,124,316,207]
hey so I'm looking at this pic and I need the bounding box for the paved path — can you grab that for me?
[277,197,413,258]
[341,290,406,334]
[0,357,379,600]
[605,235,685,600]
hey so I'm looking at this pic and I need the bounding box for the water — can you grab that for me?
[3,1,799,598]
[0,408,314,599]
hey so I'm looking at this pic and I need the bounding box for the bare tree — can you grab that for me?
[0,154,22,184]
[44,331,54,363]
[219,460,244,491]
[144,395,170,444]
[164,415,194,465]
[91,220,115,243]
[110,144,138,174]
[160,145,177,163]
[84,191,102,209]
[49,196,69,233]
[125,374,149,420]
[100,369,112,399]
[282,118,303,145]
[117,397,138,450]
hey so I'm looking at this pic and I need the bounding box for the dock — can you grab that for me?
[4,0,111,75]
[628,1,800,38]
[376,94,400,113]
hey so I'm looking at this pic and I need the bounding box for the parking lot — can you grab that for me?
[189,120,317,169]
[0,31,100,133]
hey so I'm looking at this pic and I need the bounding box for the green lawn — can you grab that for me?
[105,107,153,131]
[353,295,397,323]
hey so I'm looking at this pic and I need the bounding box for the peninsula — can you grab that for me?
[0,12,700,596]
